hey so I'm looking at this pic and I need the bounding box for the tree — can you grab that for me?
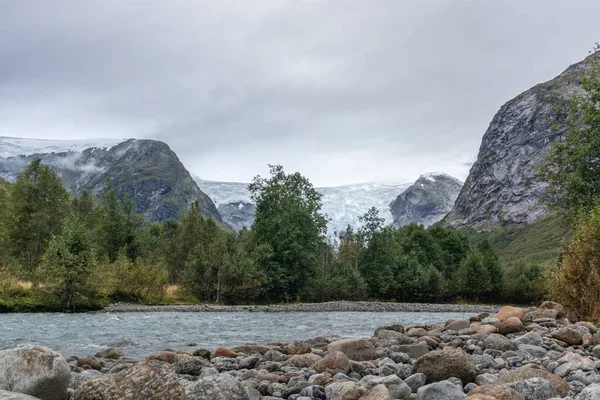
[541,53,600,217]
[36,217,96,310]
[9,159,69,273]
[477,239,503,299]
[0,179,11,265]
[248,165,327,301]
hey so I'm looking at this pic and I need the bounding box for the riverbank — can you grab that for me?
[0,301,596,399]
[104,300,503,314]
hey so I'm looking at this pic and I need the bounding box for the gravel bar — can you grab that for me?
[103,300,501,313]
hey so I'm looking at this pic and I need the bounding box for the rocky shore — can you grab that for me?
[104,300,502,314]
[1,301,599,399]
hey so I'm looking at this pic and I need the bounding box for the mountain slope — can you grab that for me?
[390,173,463,228]
[445,52,600,229]
[0,137,221,222]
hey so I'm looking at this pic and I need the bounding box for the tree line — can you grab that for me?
[0,160,516,312]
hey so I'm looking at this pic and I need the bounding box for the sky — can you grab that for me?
[1,1,599,186]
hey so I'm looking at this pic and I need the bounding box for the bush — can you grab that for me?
[547,205,600,320]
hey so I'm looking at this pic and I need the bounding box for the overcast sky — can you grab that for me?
[1,1,599,186]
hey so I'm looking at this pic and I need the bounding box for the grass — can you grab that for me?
[459,213,569,269]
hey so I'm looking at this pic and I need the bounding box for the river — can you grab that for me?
[0,311,472,359]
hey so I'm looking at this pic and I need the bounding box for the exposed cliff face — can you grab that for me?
[445,53,600,229]
[0,138,221,222]
[390,173,462,228]
[218,202,256,232]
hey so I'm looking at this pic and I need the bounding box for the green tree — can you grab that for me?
[9,159,69,273]
[36,217,96,310]
[541,53,600,217]
[248,165,327,301]
[476,239,503,299]
[0,179,11,265]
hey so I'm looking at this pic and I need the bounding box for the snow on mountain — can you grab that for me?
[197,177,411,237]
[0,136,126,158]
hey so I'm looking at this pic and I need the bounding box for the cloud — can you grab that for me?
[1,0,599,185]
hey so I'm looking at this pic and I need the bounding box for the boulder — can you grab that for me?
[414,348,477,383]
[212,347,238,358]
[577,383,600,399]
[186,373,250,400]
[0,345,70,400]
[483,334,516,352]
[76,357,101,371]
[94,347,123,360]
[523,309,557,323]
[539,301,566,318]
[0,391,41,400]
[513,332,543,347]
[314,351,350,375]
[359,384,392,400]
[328,338,377,361]
[375,325,404,335]
[495,306,525,322]
[504,377,556,400]
[497,317,525,335]
[496,364,568,397]
[375,330,415,348]
[193,348,212,359]
[416,381,467,400]
[445,319,471,332]
[147,351,177,364]
[394,342,429,359]
[468,385,525,400]
[175,354,210,376]
[285,353,322,368]
[72,360,186,400]
[283,342,312,355]
[551,327,583,345]
[326,382,368,400]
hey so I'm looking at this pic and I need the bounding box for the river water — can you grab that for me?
[0,311,470,359]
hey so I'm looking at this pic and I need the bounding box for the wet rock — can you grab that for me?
[94,347,123,360]
[72,360,186,400]
[0,345,71,400]
[193,349,212,359]
[175,354,210,376]
[212,347,238,358]
[147,351,177,364]
[76,357,101,371]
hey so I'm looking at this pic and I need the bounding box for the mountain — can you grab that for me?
[390,173,463,228]
[198,179,413,236]
[0,137,221,222]
[444,52,600,229]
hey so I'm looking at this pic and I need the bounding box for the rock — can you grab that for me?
[497,365,568,397]
[193,349,211,359]
[72,360,186,400]
[523,309,558,323]
[445,319,471,332]
[76,357,101,371]
[468,385,525,400]
[407,328,429,337]
[94,347,123,360]
[147,351,177,364]
[213,347,238,358]
[481,317,501,327]
[314,351,350,375]
[483,334,516,352]
[414,348,477,383]
[404,373,427,393]
[285,353,322,368]
[283,342,312,355]
[566,310,580,323]
[325,382,368,400]
[593,345,600,358]
[394,342,429,359]
[175,354,210,376]
[360,384,392,400]
[497,317,525,335]
[328,339,377,361]
[0,345,70,400]
[186,373,250,400]
[375,325,405,335]
[577,383,600,399]
[551,327,583,345]
[375,330,415,348]
[513,332,543,347]
[583,333,595,347]
[496,306,525,322]
[416,381,467,400]
[504,377,557,400]
[0,391,41,400]
[539,301,566,318]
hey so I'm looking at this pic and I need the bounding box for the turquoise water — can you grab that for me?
[0,311,468,359]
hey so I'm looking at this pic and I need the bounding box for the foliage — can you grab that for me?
[541,55,600,218]
[547,204,600,320]
[248,165,327,301]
